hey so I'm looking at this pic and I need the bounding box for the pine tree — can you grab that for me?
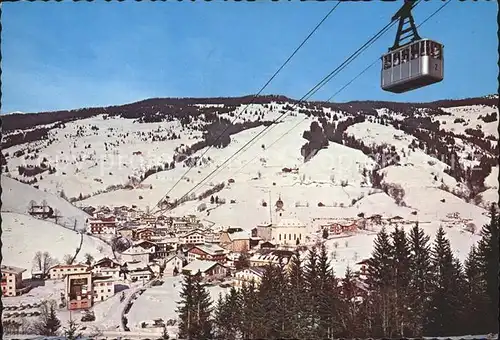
[407,223,432,337]
[176,273,196,339]
[213,293,230,339]
[463,245,489,335]
[476,205,499,333]
[33,302,61,336]
[322,228,329,239]
[287,253,309,338]
[316,243,339,338]
[63,318,82,340]
[192,273,213,339]
[425,226,464,337]
[390,226,411,337]
[239,280,259,339]
[338,266,363,337]
[366,227,394,338]
[303,247,320,338]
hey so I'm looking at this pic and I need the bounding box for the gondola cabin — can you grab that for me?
[381,39,444,93]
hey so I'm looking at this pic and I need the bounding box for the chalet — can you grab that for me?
[354,259,370,277]
[220,228,251,252]
[128,270,152,282]
[28,205,54,219]
[187,244,228,264]
[249,249,295,269]
[88,216,117,235]
[1,265,30,297]
[92,258,121,279]
[65,271,93,310]
[369,214,383,225]
[182,260,227,279]
[234,266,266,287]
[49,264,90,280]
[92,275,115,302]
[254,223,273,241]
[259,241,276,249]
[120,242,156,264]
[205,232,221,244]
[140,214,157,226]
[133,228,155,241]
[164,254,186,276]
[179,229,206,245]
[326,222,357,235]
[93,257,120,269]
[117,226,134,239]
[151,238,175,258]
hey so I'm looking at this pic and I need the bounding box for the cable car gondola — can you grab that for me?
[381,0,444,93]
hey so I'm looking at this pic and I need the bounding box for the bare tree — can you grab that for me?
[63,254,73,265]
[84,253,94,265]
[29,200,37,213]
[73,218,78,231]
[41,199,48,209]
[34,251,57,275]
[344,240,349,248]
[53,209,61,224]
[333,241,339,249]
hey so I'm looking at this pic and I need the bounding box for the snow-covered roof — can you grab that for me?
[228,230,250,241]
[275,218,305,228]
[190,244,227,256]
[183,260,224,274]
[1,265,26,275]
[128,270,152,276]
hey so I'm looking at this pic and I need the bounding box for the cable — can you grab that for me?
[151,2,342,213]
[166,15,405,211]
[233,0,452,179]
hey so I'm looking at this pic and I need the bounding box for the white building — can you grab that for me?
[92,266,120,280]
[182,260,227,279]
[163,254,185,276]
[92,275,115,302]
[120,244,155,264]
[234,266,266,287]
[178,229,206,245]
[128,270,152,282]
[271,218,307,246]
[1,265,29,297]
[49,264,90,280]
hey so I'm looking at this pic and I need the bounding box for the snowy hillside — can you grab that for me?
[1,175,90,230]
[1,212,113,271]
[1,94,498,243]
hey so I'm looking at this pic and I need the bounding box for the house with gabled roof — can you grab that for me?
[182,260,227,279]
[220,228,250,252]
[187,244,228,264]
[234,266,267,287]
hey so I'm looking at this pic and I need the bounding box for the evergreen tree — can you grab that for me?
[462,245,489,334]
[476,205,499,333]
[177,273,212,339]
[338,266,362,337]
[407,223,432,337]
[33,302,61,336]
[316,243,339,338]
[239,280,259,339]
[303,247,320,337]
[287,253,309,338]
[425,226,464,336]
[63,319,82,340]
[366,227,394,337]
[390,226,411,337]
[192,273,213,339]
[322,228,329,239]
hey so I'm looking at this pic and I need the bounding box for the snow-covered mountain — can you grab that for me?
[2,95,498,247]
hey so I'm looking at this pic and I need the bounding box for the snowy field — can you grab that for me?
[126,276,232,338]
[1,212,113,271]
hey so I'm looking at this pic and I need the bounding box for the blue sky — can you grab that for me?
[1,0,497,114]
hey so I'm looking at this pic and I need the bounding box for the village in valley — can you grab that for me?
[2,192,384,337]
[2,1,499,339]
